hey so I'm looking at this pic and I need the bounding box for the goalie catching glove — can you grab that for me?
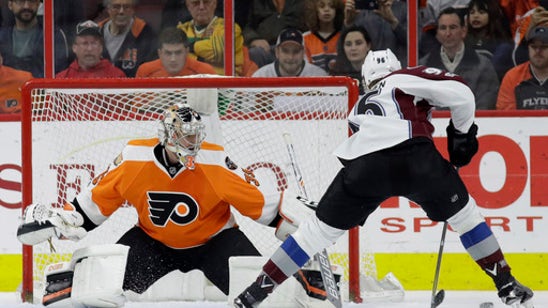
[17,203,87,246]
[446,120,479,167]
[275,190,316,241]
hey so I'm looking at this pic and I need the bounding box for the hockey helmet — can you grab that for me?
[361,49,401,89]
[159,103,206,164]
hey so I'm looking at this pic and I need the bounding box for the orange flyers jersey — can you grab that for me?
[303,31,340,73]
[75,138,281,249]
[0,65,32,113]
[135,57,217,77]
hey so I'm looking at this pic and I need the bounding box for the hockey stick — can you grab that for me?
[431,167,461,308]
[430,221,447,308]
[283,133,342,308]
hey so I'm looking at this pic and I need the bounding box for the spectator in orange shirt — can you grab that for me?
[56,20,126,78]
[0,51,32,114]
[303,0,344,73]
[136,27,217,77]
[497,25,548,110]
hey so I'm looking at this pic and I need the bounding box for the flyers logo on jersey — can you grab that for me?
[147,192,199,227]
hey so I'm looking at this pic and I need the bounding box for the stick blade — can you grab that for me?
[431,289,445,308]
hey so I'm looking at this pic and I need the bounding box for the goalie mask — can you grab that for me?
[159,103,206,166]
[362,48,401,90]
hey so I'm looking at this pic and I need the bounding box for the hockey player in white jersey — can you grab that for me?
[234,49,534,307]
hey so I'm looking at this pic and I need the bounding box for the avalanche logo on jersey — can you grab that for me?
[147,192,199,227]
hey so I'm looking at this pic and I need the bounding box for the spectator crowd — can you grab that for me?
[1,0,548,114]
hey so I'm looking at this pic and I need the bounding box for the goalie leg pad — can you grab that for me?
[70,244,129,308]
[42,262,75,307]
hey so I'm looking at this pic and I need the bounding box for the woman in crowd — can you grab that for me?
[330,25,372,93]
[466,0,514,81]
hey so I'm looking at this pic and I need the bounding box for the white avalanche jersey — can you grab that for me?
[334,66,476,160]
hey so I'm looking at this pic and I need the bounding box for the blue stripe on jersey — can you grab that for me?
[460,222,493,249]
[281,235,310,267]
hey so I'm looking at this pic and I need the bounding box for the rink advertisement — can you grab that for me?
[0,115,546,291]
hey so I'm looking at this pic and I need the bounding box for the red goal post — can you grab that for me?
[20,76,371,303]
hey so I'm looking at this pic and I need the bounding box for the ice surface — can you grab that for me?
[1,291,546,308]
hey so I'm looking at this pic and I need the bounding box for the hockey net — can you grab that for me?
[20,76,401,304]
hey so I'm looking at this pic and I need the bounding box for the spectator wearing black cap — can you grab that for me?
[252,28,328,77]
[497,25,548,110]
[56,20,126,78]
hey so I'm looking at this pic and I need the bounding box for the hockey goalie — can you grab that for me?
[16,101,341,307]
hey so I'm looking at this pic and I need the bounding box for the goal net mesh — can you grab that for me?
[21,76,382,303]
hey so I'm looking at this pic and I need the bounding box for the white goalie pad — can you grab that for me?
[275,190,315,241]
[184,87,223,145]
[185,88,218,115]
[70,244,129,308]
[359,272,405,303]
[228,256,338,308]
[42,262,75,307]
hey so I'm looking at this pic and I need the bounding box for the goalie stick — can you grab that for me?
[283,132,342,308]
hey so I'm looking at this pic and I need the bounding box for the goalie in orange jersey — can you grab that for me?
[17,103,311,307]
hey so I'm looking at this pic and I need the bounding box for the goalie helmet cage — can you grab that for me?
[20,76,373,303]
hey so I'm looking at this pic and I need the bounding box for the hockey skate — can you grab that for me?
[234,274,274,308]
[498,277,534,306]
